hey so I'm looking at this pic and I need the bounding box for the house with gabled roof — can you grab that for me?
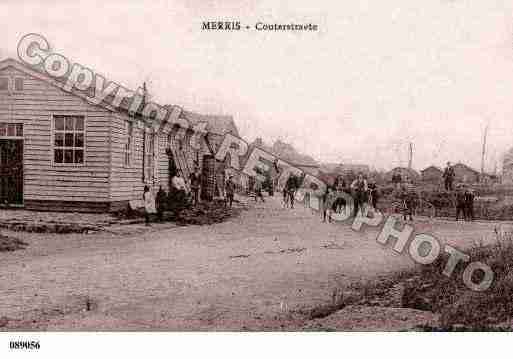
[0,58,238,212]
[421,165,443,184]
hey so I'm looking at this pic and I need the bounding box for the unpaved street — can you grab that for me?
[0,196,503,330]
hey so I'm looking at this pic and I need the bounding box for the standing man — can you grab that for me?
[254,178,265,203]
[455,185,467,221]
[351,173,368,217]
[225,175,235,208]
[155,185,167,222]
[285,174,298,209]
[189,167,202,206]
[368,178,380,212]
[322,187,336,223]
[464,186,475,221]
[443,162,455,191]
[172,172,188,205]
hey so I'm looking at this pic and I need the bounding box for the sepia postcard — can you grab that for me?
[0,0,512,357]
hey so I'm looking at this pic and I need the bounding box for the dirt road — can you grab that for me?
[0,196,503,330]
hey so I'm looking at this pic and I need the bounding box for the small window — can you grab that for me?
[14,78,24,92]
[53,115,85,165]
[0,123,23,138]
[0,77,8,91]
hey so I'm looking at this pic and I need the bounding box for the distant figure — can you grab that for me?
[368,179,379,212]
[304,188,311,208]
[333,178,348,214]
[254,179,265,203]
[143,185,156,226]
[464,187,475,221]
[172,172,188,204]
[392,172,402,189]
[455,185,467,221]
[401,181,416,222]
[155,185,167,222]
[266,173,274,196]
[322,187,336,223]
[351,173,368,217]
[443,162,455,191]
[225,175,235,208]
[189,167,202,206]
[285,174,298,209]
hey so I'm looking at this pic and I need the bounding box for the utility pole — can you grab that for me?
[142,82,148,105]
[408,142,413,170]
[481,123,489,176]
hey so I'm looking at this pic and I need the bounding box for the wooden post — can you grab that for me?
[408,142,413,170]
[481,124,489,182]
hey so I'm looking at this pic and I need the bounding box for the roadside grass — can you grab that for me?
[299,230,513,331]
[399,231,513,330]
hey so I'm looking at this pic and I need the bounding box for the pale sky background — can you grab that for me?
[1,0,513,172]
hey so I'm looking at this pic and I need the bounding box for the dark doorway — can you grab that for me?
[0,139,23,205]
[201,155,216,201]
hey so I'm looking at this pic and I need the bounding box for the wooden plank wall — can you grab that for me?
[110,112,145,202]
[0,66,111,205]
[110,112,172,202]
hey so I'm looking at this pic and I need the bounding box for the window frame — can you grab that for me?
[143,129,156,184]
[0,77,10,92]
[51,114,87,167]
[13,77,24,93]
[123,120,134,168]
[0,122,24,139]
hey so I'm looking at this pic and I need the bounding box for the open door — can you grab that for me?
[0,138,23,206]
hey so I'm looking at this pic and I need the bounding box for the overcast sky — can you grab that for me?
[2,0,513,171]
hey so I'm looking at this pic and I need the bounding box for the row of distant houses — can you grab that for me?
[314,162,499,187]
[392,163,498,185]
[0,58,241,212]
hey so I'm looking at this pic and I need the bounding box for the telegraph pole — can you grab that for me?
[481,123,489,176]
[408,142,413,170]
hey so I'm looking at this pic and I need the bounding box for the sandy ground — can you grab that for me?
[0,195,504,331]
